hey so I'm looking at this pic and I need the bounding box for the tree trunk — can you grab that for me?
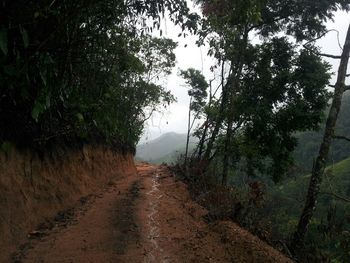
[197,119,209,159]
[197,79,215,160]
[291,23,350,251]
[222,119,232,185]
[203,62,229,161]
[184,97,192,168]
[221,28,248,185]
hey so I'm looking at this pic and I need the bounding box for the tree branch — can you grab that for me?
[304,30,336,44]
[328,84,350,91]
[303,44,342,59]
[333,135,350,142]
[321,191,350,203]
[305,29,343,48]
[303,30,345,58]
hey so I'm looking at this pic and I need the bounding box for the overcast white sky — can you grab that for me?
[140,5,350,143]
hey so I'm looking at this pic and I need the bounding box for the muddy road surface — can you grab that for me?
[12,163,292,263]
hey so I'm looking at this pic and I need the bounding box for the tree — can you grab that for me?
[180,68,208,168]
[291,23,350,252]
[194,0,349,185]
[0,0,197,149]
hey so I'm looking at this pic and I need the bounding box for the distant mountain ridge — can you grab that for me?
[136,132,197,164]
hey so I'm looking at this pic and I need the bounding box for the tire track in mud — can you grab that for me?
[114,180,141,255]
[12,176,144,263]
[144,169,168,263]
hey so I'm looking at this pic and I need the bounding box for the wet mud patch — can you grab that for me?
[113,180,141,255]
[11,194,96,263]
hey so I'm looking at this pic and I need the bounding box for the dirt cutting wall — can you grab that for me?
[0,145,136,262]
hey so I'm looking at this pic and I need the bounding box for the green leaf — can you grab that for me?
[31,105,41,121]
[1,141,12,154]
[0,28,8,55]
[76,113,84,122]
[31,102,45,121]
[20,26,29,48]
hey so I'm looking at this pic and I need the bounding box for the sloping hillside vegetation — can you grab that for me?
[189,93,350,261]
[294,93,350,173]
[173,1,350,261]
[264,157,350,262]
[180,153,350,262]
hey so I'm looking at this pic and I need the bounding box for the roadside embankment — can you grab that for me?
[0,144,136,262]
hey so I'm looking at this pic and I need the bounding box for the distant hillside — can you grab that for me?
[261,157,350,259]
[293,93,350,172]
[136,132,197,164]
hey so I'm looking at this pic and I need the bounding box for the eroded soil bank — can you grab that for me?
[9,163,293,263]
[0,145,136,262]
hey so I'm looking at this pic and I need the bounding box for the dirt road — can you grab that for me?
[12,163,292,263]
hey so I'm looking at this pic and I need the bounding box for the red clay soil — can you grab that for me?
[0,146,135,262]
[11,163,293,263]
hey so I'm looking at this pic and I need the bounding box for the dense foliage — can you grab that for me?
[0,0,197,150]
[191,0,349,182]
[264,157,350,262]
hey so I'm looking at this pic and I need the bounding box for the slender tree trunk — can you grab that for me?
[196,120,208,158]
[221,28,248,185]
[222,119,233,185]
[203,62,228,161]
[184,97,192,168]
[291,23,350,251]
[202,105,224,160]
[197,80,215,160]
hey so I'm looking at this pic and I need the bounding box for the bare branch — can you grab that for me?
[304,29,342,50]
[321,191,350,203]
[304,30,335,45]
[333,135,350,142]
[303,44,342,59]
[303,30,345,58]
[140,108,156,125]
[190,111,200,130]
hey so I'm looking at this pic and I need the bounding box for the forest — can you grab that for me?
[1,0,350,262]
